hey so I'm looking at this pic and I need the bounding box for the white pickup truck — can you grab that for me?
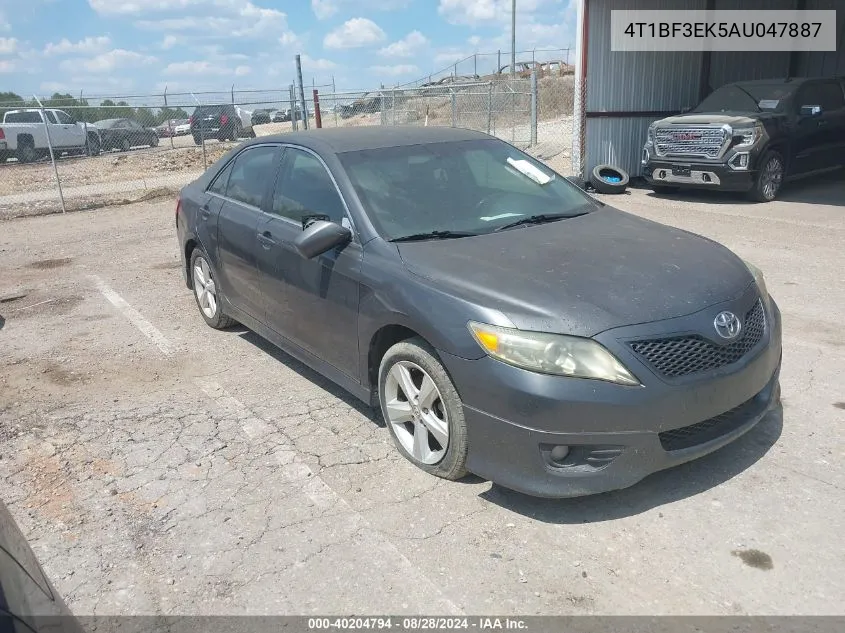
[0,108,102,163]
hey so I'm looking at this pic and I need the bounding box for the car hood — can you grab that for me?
[396,208,754,337]
[657,112,784,126]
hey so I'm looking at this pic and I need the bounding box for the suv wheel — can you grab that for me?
[750,150,784,202]
[193,134,202,146]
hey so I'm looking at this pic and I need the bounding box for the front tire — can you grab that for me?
[86,134,101,156]
[121,138,131,152]
[378,337,468,481]
[189,248,236,330]
[749,150,784,202]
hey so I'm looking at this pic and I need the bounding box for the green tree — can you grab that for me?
[0,91,26,119]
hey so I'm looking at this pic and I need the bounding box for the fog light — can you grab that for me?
[702,173,711,182]
[659,169,667,179]
[550,445,570,463]
[729,152,750,170]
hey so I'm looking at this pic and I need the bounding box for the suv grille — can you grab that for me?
[654,126,726,158]
[659,395,760,451]
[630,299,766,379]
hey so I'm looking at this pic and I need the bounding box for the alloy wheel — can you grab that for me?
[761,155,783,200]
[383,361,449,465]
[193,257,218,319]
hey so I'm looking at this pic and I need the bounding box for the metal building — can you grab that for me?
[571,0,845,179]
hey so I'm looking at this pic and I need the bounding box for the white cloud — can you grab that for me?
[44,36,111,56]
[88,0,213,14]
[0,59,15,73]
[160,35,178,49]
[324,18,386,49]
[378,31,428,58]
[235,65,251,76]
[0,37,17,54]
[60,49,157,74]
[302,54,337,70]
[369,64,419,76]
[437,0,546,26]
[163,60,253,77]
[134,1,297,41]
[311,0,337,19]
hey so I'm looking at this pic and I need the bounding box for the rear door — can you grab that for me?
[793,81,845,173]
[257,146,363,379]
[214,144,280,320]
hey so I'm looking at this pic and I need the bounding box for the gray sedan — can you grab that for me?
[176,127,782,498]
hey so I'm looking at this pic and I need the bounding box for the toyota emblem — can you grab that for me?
[714,311,742,339]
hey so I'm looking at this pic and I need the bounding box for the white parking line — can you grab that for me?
[92,277,463,614]
[90,275,173,356]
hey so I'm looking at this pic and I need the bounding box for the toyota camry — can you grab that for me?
[176,127,782,498]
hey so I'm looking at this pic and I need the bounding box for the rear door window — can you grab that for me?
[225,145,279,208]
[3,111,42,123]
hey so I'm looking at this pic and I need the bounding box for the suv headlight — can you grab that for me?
[733,124,762,148]
[468,322,640,386]
[646,123,656,144]
[743,259,771,311]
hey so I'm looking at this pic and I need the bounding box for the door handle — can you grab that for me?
[258,231,276,248]
[200,205,211,219]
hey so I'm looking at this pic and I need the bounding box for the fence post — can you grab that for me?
[190,92,207,170]
[164,85,175,150]
[289,84,298,131]
[497,49,501,73]
[231,84,235,105]
[530,69,538,146]
[487,82,493,134]
[332,75,338,128]
[392,88,397,126]
[296,56,310,130]
[313,89,322,128]
[33,95,65,213]
[474,54,477,77]
[451,87,457,127]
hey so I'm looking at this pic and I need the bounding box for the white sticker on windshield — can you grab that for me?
[758,99,779,109]
[480,212,522,222]
[506,157,553,185]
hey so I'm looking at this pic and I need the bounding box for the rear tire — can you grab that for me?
[18,142,37,164]
[193,134,202,146]
[189,248,237,330]
[378,337,468,481]
[121,138,131,152]
[86,134,101,157]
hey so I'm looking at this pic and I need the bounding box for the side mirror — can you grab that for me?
[800,105,822,117]
[293,220,351,259]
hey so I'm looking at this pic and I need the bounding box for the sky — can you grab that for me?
[0,0,576,102]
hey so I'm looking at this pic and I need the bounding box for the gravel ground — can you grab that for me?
[0,176,842,616]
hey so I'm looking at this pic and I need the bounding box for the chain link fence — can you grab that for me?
[0,75,573,219]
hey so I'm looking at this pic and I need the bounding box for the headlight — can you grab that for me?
[468,322,640,386]
[733,124,761,148]
[646,123,656,144]
[743,259,771,311]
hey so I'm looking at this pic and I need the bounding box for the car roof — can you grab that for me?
[242,126,492,154]
[730,77,828,87]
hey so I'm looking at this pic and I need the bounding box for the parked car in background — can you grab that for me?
[94,118,160,151]
[251,109,273,125]
[0,108,101,163]
[272,109,288,123]
[173,119,191,136]
[339,93,380,119]
[156,122,175,138]
[0,500,86,632]
[176,126,781,498]
[643,76,845,201]
[540,60,575,76]
[496,61,541,78]
[190,104,255,144]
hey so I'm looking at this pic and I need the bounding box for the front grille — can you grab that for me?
[630,299,766,379]
[659,396,760,451]
[654,126,726,158]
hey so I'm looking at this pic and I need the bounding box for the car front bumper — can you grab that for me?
[644,159,756,192]
[439,294,782,498]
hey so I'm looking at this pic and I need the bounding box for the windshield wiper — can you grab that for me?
[389,230,479,242]
[494,212,588,232]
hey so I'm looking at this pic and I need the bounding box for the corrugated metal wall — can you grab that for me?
[794,0,845,76]
[581,0,845,179]
[584,0,705,178]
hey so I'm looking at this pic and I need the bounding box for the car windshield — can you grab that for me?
[338,139,595,240]
[695,84,794,113]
